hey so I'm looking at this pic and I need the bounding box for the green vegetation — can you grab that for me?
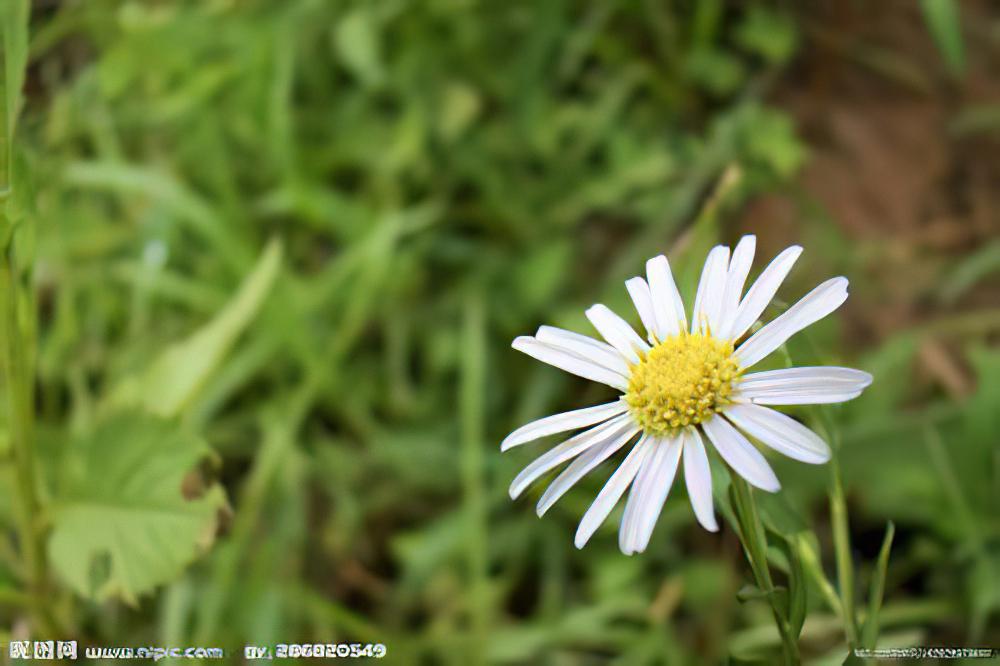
[0,1,997,663]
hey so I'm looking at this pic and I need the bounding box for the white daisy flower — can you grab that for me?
[503,236,872,555]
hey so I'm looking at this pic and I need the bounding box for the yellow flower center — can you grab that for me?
[625,333,741,435]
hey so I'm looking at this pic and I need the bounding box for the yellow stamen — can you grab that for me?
[625,332,741,435]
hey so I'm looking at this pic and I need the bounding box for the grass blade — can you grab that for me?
[919,0,965,77]
[861,521,896,649]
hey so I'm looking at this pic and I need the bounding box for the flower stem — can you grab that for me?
[829,456,859,646]
[1,22,58,636]
[730,474,800,666]
[0,216,57,637]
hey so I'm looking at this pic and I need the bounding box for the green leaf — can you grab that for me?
[773,532,807,637]
[47,411,226,603]
[938,239,1000,303]
[108,239,282,418]
[1,0,28,133]
[334,9,383,87]
[950,104,1000,137]
[861,522,896,649]
[684,48,745,97]
[438,82,481,141]
[735,7,798,65]
[919,0,965,78]
[795,532,845,618]
[756,489,808,537]
[739,106,805,179]
[63,161,249,267]
[1,0,28,192]
[736,583,768,603]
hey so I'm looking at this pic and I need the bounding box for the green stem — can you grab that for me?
[730,475,800,666]
[1,18,58,636]
[829,456,859,646]
[0,225,56,636]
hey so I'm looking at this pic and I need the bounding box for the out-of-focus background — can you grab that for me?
[4,0,999,662]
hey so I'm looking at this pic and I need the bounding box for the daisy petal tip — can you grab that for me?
[742,470,782,494]
[797,446,832,465]
[829,276,850,295]
[701,515,720,532]
[511,336,533,350]
[645,254,669,274]
[810,441,833,465]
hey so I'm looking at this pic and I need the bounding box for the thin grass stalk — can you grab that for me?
[1,15,59,638]
[730,474,800,666]
[829,456,859,646]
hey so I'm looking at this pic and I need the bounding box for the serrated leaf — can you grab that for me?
[47,411,226,603]
[108,239,282,417]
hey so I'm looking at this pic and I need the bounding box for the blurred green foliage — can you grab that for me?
[0,0,996,663]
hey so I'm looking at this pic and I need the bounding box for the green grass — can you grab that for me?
[0,1,997,663]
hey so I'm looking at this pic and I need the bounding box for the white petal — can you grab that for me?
[682,427,718,532]
[739,389,863,406]
[625,277,659,344]
[734,277,849,370]
[535,326,632,377]
[729,245,803,340]
[618,434,660,554]
[574,437,653,549]
[509,414,634,499]
[501,399,628,451]
[618,434,659,554]
[535,425,638,516]
[646,255,687,337]
[513,336,629,391]
[717,235,756,339]
[735,367,872,405]
[585,304,650,364]
[701,416,780,493]
[623,435,683,554]
[691,246,730,334]
[724,403,831,464]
